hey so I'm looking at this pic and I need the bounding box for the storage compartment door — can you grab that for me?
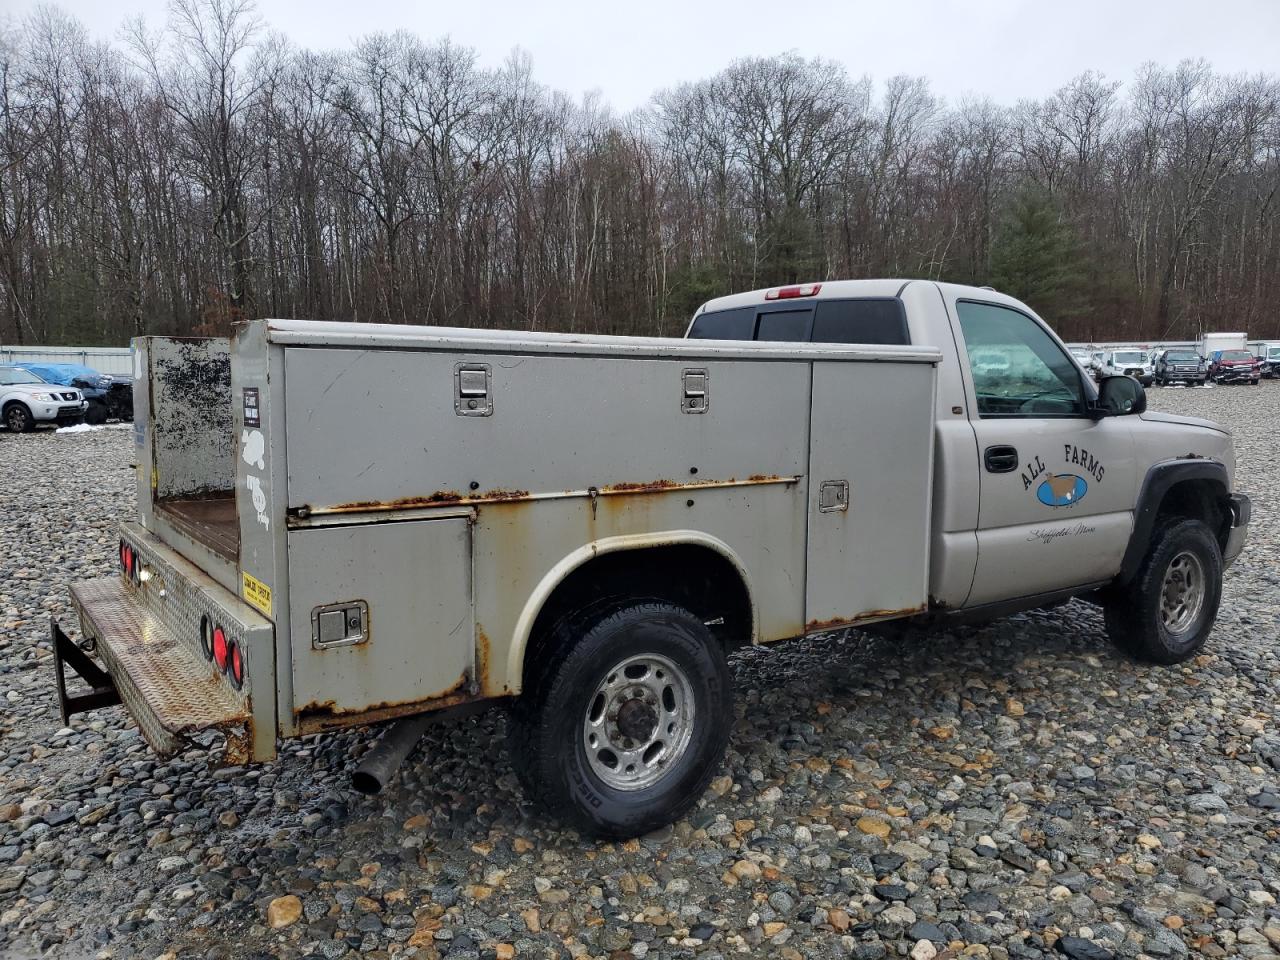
[805,361,936,626]
[288,517,473,722]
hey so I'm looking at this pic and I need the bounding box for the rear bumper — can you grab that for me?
[65,577,254,758]
[1223,493,1250,568]
[55,524,276,762]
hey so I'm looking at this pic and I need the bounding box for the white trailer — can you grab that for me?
[1199,332,1247,356]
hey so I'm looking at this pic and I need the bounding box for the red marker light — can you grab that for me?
[765,283,822,300]
[228,642,244,688]
[212,626,228,671]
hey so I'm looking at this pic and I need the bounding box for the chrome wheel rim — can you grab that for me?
[1160,550,1205,634]
[581,653,694,791]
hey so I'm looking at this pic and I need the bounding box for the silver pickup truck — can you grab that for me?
[53,279,1250,838]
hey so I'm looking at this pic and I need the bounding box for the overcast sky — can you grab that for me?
[12,0,1280,109]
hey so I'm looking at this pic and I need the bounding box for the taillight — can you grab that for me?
[765,283,822,300]
[212,626,228,671]
[228,641,244,689]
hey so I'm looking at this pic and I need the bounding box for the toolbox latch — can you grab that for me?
[818,480,849,513]
[455,363,492,417]
[682,368,709,414]
[312,601,369,649]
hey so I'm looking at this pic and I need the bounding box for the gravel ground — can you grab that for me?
[2,387,1279,960]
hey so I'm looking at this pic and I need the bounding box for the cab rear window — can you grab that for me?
[688,298,910,345]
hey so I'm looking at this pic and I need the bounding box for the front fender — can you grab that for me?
[1118,459,1229,584]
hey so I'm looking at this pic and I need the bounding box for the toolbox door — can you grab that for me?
[287,517,473,724]
[805,360,936,626]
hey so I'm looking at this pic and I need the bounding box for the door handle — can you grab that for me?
[984,445,1019,473]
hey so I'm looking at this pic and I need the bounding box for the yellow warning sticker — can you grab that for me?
[241,571,273,617]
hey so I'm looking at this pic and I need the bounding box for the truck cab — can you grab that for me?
[55,279,1251,839]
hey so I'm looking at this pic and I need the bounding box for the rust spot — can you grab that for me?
[747,474,782,483]
[601,479,682,494]
[475,626,492,695]
[805,615,858,633]
[321,488,532,515]
[293,673,475,734]
[805,604,926,633]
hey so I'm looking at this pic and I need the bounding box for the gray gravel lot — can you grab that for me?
[2,387,1279,960]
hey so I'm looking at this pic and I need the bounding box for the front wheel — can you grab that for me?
[4,403,34,432]
[1104,517,1223,664]
[508,601,733,838]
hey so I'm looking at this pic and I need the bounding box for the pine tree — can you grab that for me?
[988,189,1085,322]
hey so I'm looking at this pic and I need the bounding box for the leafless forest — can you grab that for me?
[2,0,1278,347]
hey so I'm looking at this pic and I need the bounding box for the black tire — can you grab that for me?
[3,402,34,433]
[85,400,109,425]
[1104,517,1223,665]
[508,600,733,839]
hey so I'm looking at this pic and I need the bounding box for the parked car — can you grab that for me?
[1207,349,1260,385]
[1068,347,1092,371]
[1250,341,1280,379]
[1088,351,1108,380]
[1102,349,1154,386]
[1,365,87,431]
[14,362,133,423]
[1153,348,1208,386]
[55,280,1251,839]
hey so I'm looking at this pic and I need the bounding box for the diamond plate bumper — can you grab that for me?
[67,576,255,760]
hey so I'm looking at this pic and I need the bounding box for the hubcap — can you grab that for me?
[1160,550,1205,634]
[582,653,694,791]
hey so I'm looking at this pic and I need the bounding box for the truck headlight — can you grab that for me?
[32,392,56,402]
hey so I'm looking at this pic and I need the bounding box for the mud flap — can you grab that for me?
[51,618,121,726]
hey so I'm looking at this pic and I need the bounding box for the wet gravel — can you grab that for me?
[1,386,1278,960]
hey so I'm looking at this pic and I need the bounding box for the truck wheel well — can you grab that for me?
[1155,479,1228,547]
[526,545,753,671]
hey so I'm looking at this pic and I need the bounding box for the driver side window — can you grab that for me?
[956,300,1084,418]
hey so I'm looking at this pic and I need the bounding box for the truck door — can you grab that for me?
[949,298,1136,607]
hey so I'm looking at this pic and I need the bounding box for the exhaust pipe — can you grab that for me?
[351,713,433,795]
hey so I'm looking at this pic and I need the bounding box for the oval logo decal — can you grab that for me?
[1036,473,1087,507]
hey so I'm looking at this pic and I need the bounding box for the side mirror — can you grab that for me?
[1095,375,1146,417]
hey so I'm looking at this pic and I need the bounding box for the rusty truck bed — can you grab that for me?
[155,494,239,562]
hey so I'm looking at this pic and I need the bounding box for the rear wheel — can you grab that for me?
[1104,517,1222,664]
[3,403,33,433]
[508,600,733,838]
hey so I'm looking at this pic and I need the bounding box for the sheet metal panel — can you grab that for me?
[804,360,936,627]
[286,517,473,727]
[283,349,814,512]
[148,338,234,499]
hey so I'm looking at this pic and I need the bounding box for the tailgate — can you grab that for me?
[61,522,277,762]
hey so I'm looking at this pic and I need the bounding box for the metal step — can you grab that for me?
[66,577,251,759]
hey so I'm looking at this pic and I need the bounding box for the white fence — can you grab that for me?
[0,345,134,376]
